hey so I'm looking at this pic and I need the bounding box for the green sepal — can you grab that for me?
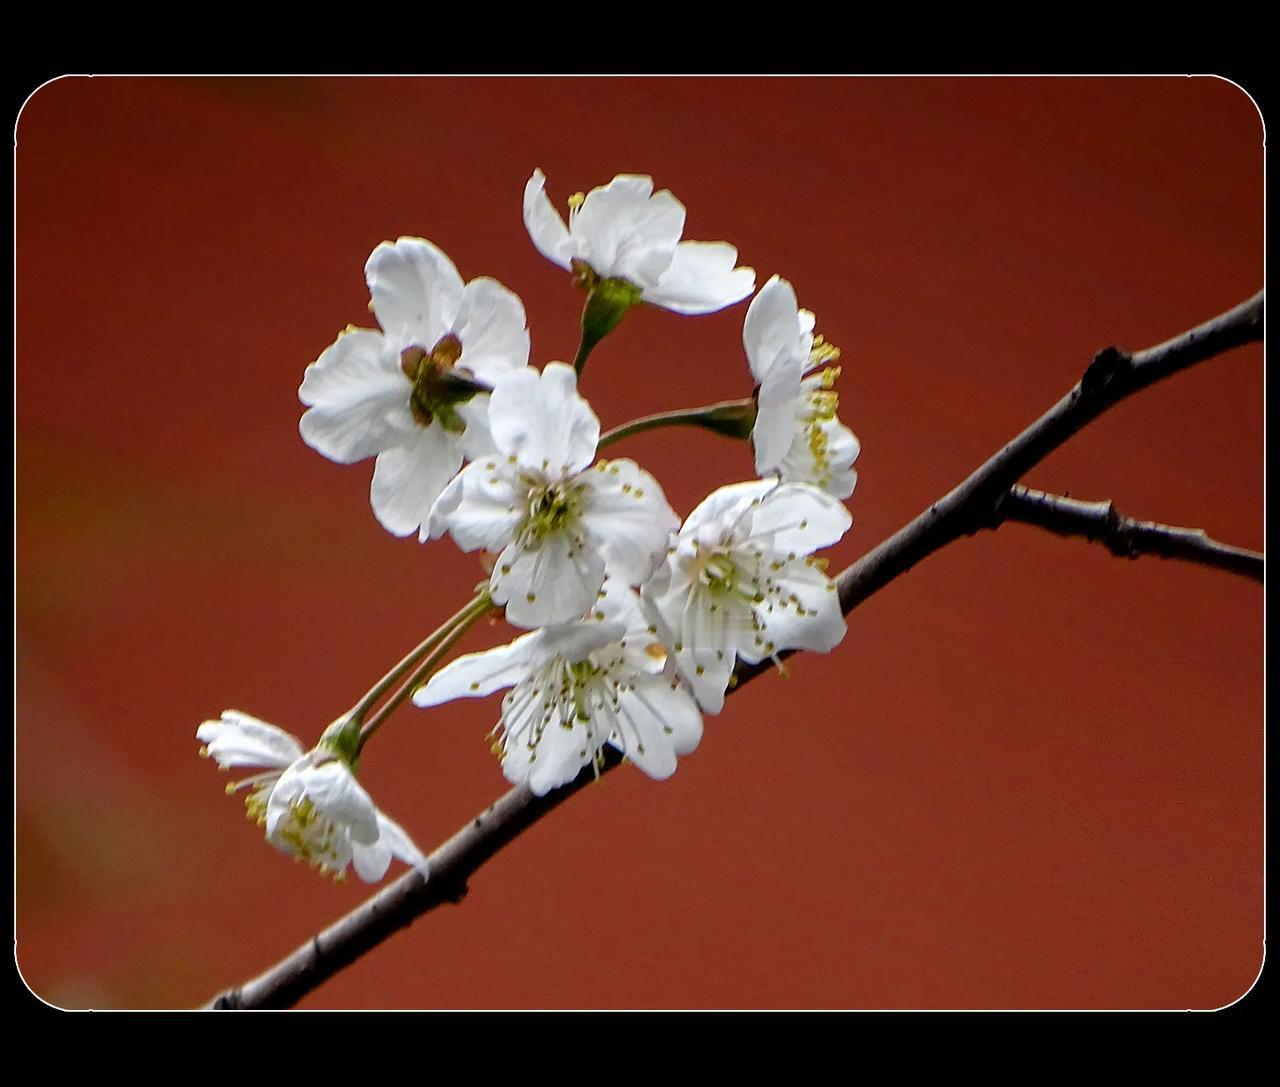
[318,716,362,771]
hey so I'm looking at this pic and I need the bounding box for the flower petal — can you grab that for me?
[742,558,846,661]
[742,275,803,384]
[298,329,415,464]
[365,237,464,351]
[522,168,574,270]
[370,426,465,542]
[645,241,756,315]
[573,176,685,288]
[350,836,392,883]
[748,482,852,555]
[491,532,607,630]
[611,674,704,779]
[487,363,599,477]
[427,457,524,550]
[454,395,498,461]
[753,353,803,474]
[375,810,430,875]
[414,631,541,706]
[293,760,381,845]
[577,459,680,586]
[196,710,305,770]
[503,701,600,797]
[453,277,531,381]
[681,479,779,550]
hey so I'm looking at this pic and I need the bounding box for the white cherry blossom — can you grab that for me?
[647,479,851,713]
[414,581,702,796]
[523,168,755,315]
[744,275,860,499]
[196,710,429,883]
[299,237,531,540]
[428,362,678,629]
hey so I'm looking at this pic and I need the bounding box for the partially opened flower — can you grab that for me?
[647,479,851,713]
[428,362,678,629]
[744,275,860,499]
[196,710,428,883]
[414,580,702,796]
[523,168,755,316]
[299,237,531,540]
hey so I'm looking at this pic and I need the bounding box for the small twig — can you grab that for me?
[204,290,1262,1009]
[995,485,1263,581]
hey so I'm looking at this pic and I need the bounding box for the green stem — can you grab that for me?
[572,331,599,377]
[348,589,490,724]
[356,593,495,751]
[598,397,758,449]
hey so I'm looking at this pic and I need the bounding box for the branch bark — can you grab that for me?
[995,485,1263,581]
[205,289,1263,1010]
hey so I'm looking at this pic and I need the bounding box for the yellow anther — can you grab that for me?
[198,745,210,758]
[567,192,585,211]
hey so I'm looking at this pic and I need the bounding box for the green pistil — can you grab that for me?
[518,481,582,546]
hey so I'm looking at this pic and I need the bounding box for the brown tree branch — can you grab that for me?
[204,289,1263,1010]
[994,485,1263,581]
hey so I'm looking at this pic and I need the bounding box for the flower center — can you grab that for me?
[401,333,478,433]
[273,795,346,874]
[517,480,583,547]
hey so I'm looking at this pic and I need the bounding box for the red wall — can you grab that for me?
[15,76,1263,1009]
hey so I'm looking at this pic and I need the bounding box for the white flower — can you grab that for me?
[428,362,678,629]
[523,169,755,315]
[744,275,860,499]
[647,479,851,713]
[196,710,429,883]
[299,237,531,540]
[414,580,702,796]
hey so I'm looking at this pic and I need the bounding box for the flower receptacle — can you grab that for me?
[318,716,362,770]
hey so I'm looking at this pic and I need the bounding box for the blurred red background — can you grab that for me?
[15,76,1262,1010]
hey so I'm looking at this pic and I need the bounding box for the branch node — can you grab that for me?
[211,989,243,1010]
[1080,345,1133,396]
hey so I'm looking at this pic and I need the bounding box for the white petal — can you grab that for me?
[752,354,803,474]
[196,711,304,770]
[365,237,464,351]
[572,176,684,288]
[671,603,745,715]
[611,675,703,779]
[748,483,852,555]
[742,275,803,385]
[779,409,860,500]
[491,533,607,630]
[522,169,574,270]
[350,836,392,882]
[487,363,599,477]
[644,241,756,315]
[414,632,540,706]
[577,459,680,586]
[453,277,531,381]
[427,458,523,551]
[454,394,498,461]
[681,479,779,549]
[370,426,465,542]
[744,559,846,660]
[537,617,627,664]
[293,760,381,845]
[263,757,310,840]
[298,329,415,464]
[375,810,430,875]
[503,703,599,797]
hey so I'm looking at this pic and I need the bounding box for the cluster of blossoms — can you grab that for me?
[198,170,860,883]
